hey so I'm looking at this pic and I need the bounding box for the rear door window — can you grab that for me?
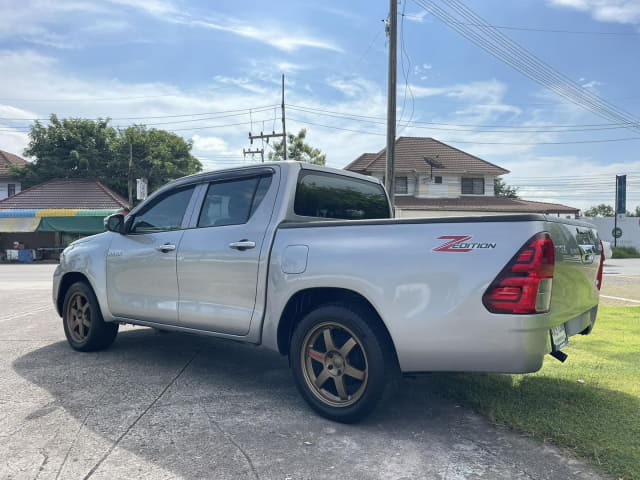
[197,175,273,228]
[294,171,390,220]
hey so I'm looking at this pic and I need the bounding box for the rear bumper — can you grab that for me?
[397,306,598,374]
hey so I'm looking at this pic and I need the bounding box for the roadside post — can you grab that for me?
[614,175,626,247]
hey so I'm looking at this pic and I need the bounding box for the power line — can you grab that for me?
[287,104,640,133]
[0,115,282,133]
[287,116,640,144]
[355,25,385,65]
[439,0,640,130]
[7,102,636,131]
[402,13,640,36]
[413,0,640,133]
[507,172,640,180]
[397,0,416,134]
[0,84,243,103]
[287,104,638,129]
[0,105,279,122]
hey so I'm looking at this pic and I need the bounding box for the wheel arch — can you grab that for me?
[276,287,398,363]
[56,272,93,316]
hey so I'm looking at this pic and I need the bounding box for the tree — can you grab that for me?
[15,115,118,186]
[268,128,326,165]
[10,115,202,201]
[583,204,615,217]
[494,177,519,198]
[108,125,202,201]
[627,206,640,217]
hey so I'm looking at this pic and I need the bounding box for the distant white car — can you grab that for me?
[602,240,613,262]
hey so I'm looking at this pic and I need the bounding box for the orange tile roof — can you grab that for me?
[0,178,130,210]
[345,137,509,176]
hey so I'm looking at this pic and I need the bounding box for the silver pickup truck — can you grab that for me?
[53,162,603,422]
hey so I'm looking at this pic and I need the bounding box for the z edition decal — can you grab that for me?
[432,235,497,253]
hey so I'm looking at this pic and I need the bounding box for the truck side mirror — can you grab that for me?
[104,213,125,234]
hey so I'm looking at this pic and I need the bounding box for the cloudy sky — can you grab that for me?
[0,0,639,210]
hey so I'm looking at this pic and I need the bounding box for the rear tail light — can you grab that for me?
[483,232,555,314]
[596,240,604,290]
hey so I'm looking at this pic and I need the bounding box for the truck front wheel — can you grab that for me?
[62,282,118,352]
[290,303,397,423]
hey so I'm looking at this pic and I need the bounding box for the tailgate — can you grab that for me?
[545,218,601,332]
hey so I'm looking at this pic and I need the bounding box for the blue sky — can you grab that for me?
[0,0,639,210]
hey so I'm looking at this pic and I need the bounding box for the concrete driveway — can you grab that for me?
[0,264,604,480]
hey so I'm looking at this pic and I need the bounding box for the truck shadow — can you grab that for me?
[12,328,628,478]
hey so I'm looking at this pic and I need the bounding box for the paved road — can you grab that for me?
[601,258,640,306]
[0,264,604,480]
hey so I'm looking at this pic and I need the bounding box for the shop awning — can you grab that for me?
[37,216,106,234]
[0,217,41,233]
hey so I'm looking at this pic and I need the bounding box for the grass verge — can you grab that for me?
[429,306,640,479]
[612,247,640,259]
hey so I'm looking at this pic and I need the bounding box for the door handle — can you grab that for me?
[155,243,176,253]
[229,240,256,251]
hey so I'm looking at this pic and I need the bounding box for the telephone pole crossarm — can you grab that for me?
[248,131,284,142]
[243,148,265,163]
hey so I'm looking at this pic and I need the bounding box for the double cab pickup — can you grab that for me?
[54,162,603,422]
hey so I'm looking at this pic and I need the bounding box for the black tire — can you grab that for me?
[290,303,398,423]
[62,281,118,352]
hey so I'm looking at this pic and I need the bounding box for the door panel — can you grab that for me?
[106,185,195,323]
[177,174,277,335]
[106,230,184,323]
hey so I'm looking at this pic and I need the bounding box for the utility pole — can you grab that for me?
[244,74,287,162]
[128,142,133,206]
[385,0,398,211]
[282,74,287,161]
[243,148,264,163]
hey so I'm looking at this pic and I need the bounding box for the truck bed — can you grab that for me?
[264,214,601,373]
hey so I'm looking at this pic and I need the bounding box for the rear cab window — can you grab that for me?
[294,171,391,220]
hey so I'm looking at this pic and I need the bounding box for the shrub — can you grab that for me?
[611,246,640,259]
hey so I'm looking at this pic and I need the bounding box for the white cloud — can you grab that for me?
[191,20,342,53]
[581,79,604,89]
[191,135,234,155]
[404,10,429,23]
[0,127,29,159]
[104,0,178,16]
[0,104,39,120]
[502,156,640,210]
[0,0,341,53]
[0,1,125,49]
[274,61,308,73]
[548,0,640,24]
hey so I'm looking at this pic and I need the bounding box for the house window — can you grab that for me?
[7,184,15,197]
[434,176,442,184]
[461,177,485,195]
[394,177,408,194]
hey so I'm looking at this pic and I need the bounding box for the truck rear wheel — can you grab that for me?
[290,303,397,423]
[62,282,118,352]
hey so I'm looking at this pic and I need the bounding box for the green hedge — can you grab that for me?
[611,246,640,259]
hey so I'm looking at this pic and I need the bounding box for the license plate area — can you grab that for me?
[551,324,568,350]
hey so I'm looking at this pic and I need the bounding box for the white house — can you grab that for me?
[0,150,25,200]
[345,137,579,218]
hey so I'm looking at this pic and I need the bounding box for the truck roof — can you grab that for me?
[130,162,383,216]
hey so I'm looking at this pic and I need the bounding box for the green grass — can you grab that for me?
[612,247,640,259]
[428,307,640,479]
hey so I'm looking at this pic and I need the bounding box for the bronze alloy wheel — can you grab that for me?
[66,291,92,343]
[300,321,369,408]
